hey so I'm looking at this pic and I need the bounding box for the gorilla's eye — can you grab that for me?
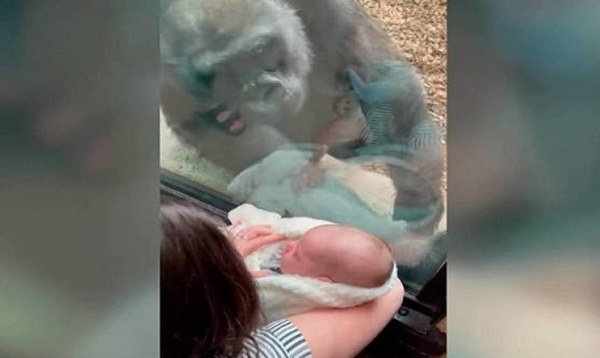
[276,59,287,71]
[265,59,287,73]
[255,44,266,54]
[194,71,215,89]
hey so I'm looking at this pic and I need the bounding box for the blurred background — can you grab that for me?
[449,0,600,357]
[0,1,159,357]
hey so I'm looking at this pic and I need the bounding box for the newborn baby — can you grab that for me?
[225,204,398,323]
[257,224,394,288]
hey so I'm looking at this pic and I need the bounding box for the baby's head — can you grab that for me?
[279,225,394,288]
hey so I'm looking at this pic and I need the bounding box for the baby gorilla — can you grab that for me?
[276,225,394,288]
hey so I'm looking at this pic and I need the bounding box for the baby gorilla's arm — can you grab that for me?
[293,144,329,193]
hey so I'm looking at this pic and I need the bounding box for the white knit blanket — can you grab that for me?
[228,204,397,324]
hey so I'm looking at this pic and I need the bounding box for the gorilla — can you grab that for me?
[160,0,444,232]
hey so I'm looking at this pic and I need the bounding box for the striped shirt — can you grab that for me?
[240,319,312,358]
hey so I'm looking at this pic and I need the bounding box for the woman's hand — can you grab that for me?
[228,225,286,258]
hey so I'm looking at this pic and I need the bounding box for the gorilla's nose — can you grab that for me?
[254,73,286,100]
[262,82,286,100]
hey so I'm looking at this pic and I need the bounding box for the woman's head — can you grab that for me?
[160,202,260,357]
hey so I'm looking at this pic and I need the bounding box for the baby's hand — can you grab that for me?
[251,270,273,278]
[231,225,286,258]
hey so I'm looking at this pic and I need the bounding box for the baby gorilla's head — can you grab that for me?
[279,225,394,288]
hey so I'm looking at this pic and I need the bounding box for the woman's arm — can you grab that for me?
[287,279,404,358]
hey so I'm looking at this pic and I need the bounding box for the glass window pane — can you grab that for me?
[160,0,446,293]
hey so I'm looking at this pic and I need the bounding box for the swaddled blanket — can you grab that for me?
[228,204,398,324]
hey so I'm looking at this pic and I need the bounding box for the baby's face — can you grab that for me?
[279,225,360,279]
[279,225,394,287]
[278,234,321,278]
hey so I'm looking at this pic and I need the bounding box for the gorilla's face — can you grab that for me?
[161,0,312,123]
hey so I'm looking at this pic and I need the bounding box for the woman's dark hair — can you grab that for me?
[160,202,261,357]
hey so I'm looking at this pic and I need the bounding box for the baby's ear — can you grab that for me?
[316,276,333,283]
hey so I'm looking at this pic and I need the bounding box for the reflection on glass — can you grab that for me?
[159,0,446,292]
